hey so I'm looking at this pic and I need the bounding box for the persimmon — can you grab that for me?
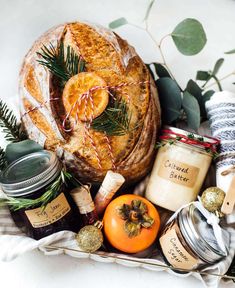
[103,194,160,253]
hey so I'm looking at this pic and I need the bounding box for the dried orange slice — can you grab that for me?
[62,72,109,121]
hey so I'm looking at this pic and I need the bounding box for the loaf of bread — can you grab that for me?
[19,22,161,184]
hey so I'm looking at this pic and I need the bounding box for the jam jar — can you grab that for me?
[0,150,80,240]
[159,203,229,271]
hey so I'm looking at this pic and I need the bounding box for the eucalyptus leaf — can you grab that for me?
[109,18,128,29]
[196,71,211,81]
[186,79,202,102]
[182,91,200,130]
[203,90,215,104]
[212,58,224,75]
[152,63,171,78]
[225,49,235,54]
[185,79,207,119]
[5,140,43,164]
[171,18,207,56]
[144,0,155,20]
[156,77,182,123]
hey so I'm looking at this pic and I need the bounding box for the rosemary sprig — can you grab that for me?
[0,100,27,142]
[37,41,85,87]
[0,170,72,211]
[92,98,132,136]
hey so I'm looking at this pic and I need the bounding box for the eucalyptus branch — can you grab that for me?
[204,71,235,89]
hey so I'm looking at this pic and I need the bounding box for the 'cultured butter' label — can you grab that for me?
[157,157,199,188]
[159,227,199,269]
[25,193,71,228]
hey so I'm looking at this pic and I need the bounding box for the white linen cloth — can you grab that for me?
[0,189,235,288]
[206,91,235,223]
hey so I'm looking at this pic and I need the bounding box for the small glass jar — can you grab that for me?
[0,150,80,240]
[146,127,218,211]
[159,203,229,270]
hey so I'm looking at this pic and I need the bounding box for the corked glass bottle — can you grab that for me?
[70,185,99,227]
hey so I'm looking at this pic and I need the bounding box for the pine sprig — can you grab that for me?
[0,100,27,142]
[92,98,132,136]
[0,148,7,170]
[0,170,72,211]
[37,41,85,87]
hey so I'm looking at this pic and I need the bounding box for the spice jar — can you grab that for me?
[159,203,229,270]
[0,150,80,240]
[146,127,219,211]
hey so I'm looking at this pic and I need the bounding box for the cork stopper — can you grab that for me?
[94,171,125,215]
[70,185,95,214]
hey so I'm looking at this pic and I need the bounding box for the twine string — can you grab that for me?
[160,129,220,153]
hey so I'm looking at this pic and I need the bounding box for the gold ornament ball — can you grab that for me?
[201,187,225,214]
[76,225,103,253]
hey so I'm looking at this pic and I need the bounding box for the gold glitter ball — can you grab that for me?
[76,225,103,253]
[201,187,225,216]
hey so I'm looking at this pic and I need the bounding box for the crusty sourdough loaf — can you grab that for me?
[19,22,161,184]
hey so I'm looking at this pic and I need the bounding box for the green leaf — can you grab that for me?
[144,0,155,20]
[171,18,207,56]
[203,90,215,104]
[109,18,128,29]
[151,63,171,78]
[5,140,43,164]
[186,80,202,102]
[156,77,182,123]
[182,91,200,130]
[185,79,207,119]
[212,58,224,75]
[225,49,235,54]
[196,71,211,81]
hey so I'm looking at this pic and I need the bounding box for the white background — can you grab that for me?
[1,0,235,287]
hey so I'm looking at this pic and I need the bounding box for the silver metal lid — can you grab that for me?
[178,204,229,264]
[0,150,62,197]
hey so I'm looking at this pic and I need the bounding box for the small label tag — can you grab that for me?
[160,225,199,269]
[25,193,71,228]
[157,157,199,188]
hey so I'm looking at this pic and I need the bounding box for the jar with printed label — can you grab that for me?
[0,150,80,240]
[159,203,229,270]
[146,127,219,211]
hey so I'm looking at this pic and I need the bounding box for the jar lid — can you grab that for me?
[161,126,219,154]
[0,150,62,197]
[178,203,229,264]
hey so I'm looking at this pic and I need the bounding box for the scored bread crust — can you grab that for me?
[19,22,161,184]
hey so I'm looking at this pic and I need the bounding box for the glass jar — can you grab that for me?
[146,127,218,211]
[0,150,80,240]
[159,203,229,270]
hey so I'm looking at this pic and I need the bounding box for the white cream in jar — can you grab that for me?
[146,127,219,211]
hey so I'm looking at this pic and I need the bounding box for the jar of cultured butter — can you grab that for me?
[146,127,219,211]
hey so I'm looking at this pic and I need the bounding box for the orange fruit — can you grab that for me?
[103,194,160,253]
[62,72,109,121]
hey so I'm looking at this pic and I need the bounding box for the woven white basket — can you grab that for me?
[1,177,235,288]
